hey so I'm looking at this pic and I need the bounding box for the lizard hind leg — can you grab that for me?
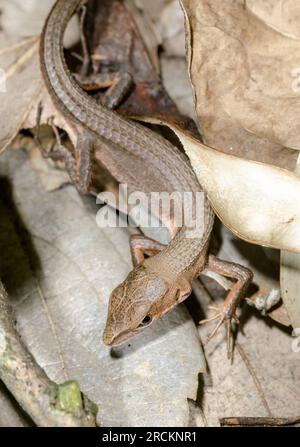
[75,0,134,106]
[75,72,133,110]
[200,255,253,359]
[50,123,94,195]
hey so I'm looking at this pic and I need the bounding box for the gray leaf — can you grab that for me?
[0,149,205,427]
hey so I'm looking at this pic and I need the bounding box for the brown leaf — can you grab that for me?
[180,0,300,170]
[84,0,179,117]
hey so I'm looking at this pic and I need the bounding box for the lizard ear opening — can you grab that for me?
[175,278,192,303]
[175,289,191,304]
[139,315,152,328]
[181,291,192,301]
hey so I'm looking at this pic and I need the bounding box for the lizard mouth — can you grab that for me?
[103,327,142,347]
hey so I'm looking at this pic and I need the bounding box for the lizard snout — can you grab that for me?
[102,324,114,346]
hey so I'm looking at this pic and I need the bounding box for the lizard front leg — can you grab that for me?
[36,107,94,195]
[200,255,253,358]
[129,235,166,267]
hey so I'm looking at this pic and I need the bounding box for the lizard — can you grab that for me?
[40,0,253,354]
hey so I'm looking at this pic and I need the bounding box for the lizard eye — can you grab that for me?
[139,315,152,327]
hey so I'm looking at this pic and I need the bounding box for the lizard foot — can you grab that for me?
[200,304,240,360]
[199,255,253,359]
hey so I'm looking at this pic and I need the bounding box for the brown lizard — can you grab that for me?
[40,0,253,353]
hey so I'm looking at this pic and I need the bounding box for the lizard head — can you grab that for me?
[102,263,192,347]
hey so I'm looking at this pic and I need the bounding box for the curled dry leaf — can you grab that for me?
[175,129,300,255]
[0,149,205,427]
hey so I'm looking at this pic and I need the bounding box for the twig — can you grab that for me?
[0,281,97,426]
[220,416,300,427]
[236,342,272,417]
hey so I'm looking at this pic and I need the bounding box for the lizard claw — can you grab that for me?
[199,304,240,360]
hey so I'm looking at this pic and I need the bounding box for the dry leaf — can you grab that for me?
[0,0,80,153]
[176,129,300,254]
[0,37,42,152]
[0,383,30,427]
[196,314,300,426]
[86,0,180,118]
[280,160,300,329]
[180,0,300,170]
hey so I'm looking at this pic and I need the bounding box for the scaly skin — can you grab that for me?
[40,0,252,349]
